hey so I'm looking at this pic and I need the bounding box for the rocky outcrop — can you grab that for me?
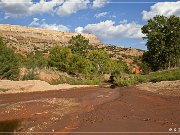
[0,24,103,54]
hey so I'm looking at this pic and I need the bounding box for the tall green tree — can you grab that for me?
[141,15,180,71]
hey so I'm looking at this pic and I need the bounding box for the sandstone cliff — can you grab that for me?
[0,24,103,54]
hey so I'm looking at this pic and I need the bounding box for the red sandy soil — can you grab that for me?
[0,86,180,135]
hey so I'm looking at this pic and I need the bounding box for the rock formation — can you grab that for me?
[0,24,103,54]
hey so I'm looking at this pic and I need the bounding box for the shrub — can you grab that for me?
[23,70,39,80]
[69,54,95,77]
[0,38,21,80]
[88,49,114,75]
[112,73,138,86]
[149,69,180,82]
[48,46,72,71]
[50,75,101,85]
[113,68,180,87]
[68,34,91,57]
[24,52,48,69]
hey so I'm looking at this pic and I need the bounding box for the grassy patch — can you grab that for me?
[22,70,39,80]
[149,69,180,82]
[113,68,180,86]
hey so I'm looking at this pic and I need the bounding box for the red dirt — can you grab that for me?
[0,86,180,135]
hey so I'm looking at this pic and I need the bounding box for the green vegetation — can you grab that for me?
[48,47,72,72]
[0,38,21,80]
[51,75,100,85]
[22,70,39,80]
[113,69,180,86]
[110,15,180,87]
[1,24,179,86]
[24,52,48,69]
[69,34,91,56]
[48,34,129,81]
[142,15,180,71]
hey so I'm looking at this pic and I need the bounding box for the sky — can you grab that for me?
[0,0,179,50]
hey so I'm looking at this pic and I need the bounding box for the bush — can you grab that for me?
[88,49,121,75]
[69,54,95,77]
[113,68,180,87]
[23,70,39,80]
[113,74,137,86]
[69,34,91,57]
[141,62,151,74]
[0,38,21,80]
[149,69,180,82]
[48,46,72,71]
[24,52,48,69]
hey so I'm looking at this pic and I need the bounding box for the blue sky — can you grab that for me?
[0,0,179,50]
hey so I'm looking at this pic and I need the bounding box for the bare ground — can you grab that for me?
[0,81,179,135]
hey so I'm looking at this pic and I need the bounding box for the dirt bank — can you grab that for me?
[136,80,180,96]
[0,80,97,94]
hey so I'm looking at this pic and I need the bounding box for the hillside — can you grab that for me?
[0,24,144,57]
[0,24,104,54]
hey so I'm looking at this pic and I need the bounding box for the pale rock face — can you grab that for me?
[0,24,103,54]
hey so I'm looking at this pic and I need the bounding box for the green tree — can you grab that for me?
[141,15,180,71]
[0,38,21,80]
[69,54,94,76]
[88,50,112,74]
[48,46,72,71]
[68,34,91,57]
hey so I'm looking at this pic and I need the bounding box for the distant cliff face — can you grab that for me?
[0,24,103,54]
[0,24,144,62]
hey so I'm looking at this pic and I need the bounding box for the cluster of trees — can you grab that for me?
[48,34,128,78]
[0,35,128,80]
[142,15,180,71]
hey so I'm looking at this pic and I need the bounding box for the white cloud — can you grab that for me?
[29,18,69,32]
[0,0,90,18]
[75,20,144,40]
[92,0,109,8]
[119,19,127,24]
[29,18,40,26]
[29,0,63,15]
[142,2,180,20]
[94,12,108,18]
[0,0,33,18]
[40,23,70,32]
[56,0,89,16]
[111,15,116,18]
[75,27,84,33]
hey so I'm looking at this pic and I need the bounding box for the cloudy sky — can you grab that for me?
[0,0,179,50]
